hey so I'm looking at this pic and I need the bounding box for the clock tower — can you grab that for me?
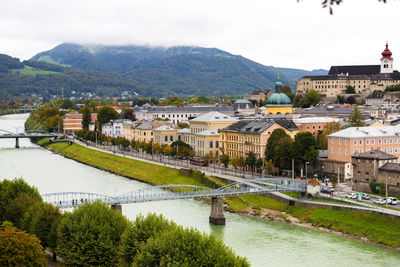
[380,42,393,74]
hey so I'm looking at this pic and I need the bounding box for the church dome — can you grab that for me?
[266,93,292,105]
[381,42,393,60]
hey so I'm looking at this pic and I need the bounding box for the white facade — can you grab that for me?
[102,119,131,138]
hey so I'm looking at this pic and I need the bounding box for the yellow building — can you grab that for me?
[133,121,170,142]
[265,78,293,115]
[220,119,298,159]
[153,125,178,145]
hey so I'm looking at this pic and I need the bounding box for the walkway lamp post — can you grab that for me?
[305,161,309,185]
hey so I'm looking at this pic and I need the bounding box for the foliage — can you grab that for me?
[370,182,386,196]
[133,225,249,267]
[21,202,61,249]
[265,128,290,161]
[188,95,211,104]
[219,154,230,169]
[80,105,91,129]
[245,152,257,172]
[97,106,120,125]
[348,106,366,127]
[159,96,185,106]
[292,132,318,166]
[57,201,130,266]
[317,121,344,150]
[336,95,345,104]
[121,109,136,121]
[385,84,400,92]
[293,89,320,108]
[331,174,338,187]
[0,222,47,266]
[281,85,294,101]
[177,122,189,128]
[345,85,356,94]
[119,213,177,266]
[346,95,356,104]
[0,178,42,228]
[273,136,293,170]
[24,102,64,132]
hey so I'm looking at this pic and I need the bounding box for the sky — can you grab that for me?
[1,0,399,70]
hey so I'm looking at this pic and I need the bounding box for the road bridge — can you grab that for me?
[42,178,306,225]
[0,129,62,148]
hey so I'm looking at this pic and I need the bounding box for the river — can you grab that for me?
[1,113,399,266]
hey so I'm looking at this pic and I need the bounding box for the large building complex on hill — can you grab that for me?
[296,43,400,99]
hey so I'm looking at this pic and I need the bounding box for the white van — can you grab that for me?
[387,197,398,205]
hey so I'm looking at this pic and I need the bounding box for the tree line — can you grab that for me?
[0,177,249,266]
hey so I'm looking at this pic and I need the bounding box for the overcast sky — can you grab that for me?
[1,0,399,70]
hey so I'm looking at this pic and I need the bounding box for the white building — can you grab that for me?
[102,119,131,138]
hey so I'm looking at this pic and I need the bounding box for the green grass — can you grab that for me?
[224,194,288,213]
[282,192,299,198]
[37,137,51,146]
[48,142,206,187]
[37,55,71,67]
[10,67,61,76]
[286,206,400,248]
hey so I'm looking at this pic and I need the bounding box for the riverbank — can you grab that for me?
[46,141,400,249]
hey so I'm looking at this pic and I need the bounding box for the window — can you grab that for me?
[354,140,357,146]
[216,141,219,148]
[164,136,168,142]
[359,140,362,145]
[384,148,387,153]
[366,148,370,152]
[353,149,357,154]
[378,139,382,144]
[331,147,334,153]
[339,138,342,145]
[345,139,349,145]
[366,139,370,145]
[390,138,393,144]
[371,139,375,145]
[345,149,348,155]
[209,141,213,148]
[331,138,334,144]
[384,139,387,144]
[390,147,393,153]
[359,149,363,153]
[395,148,398,154]
[339,148,342,155]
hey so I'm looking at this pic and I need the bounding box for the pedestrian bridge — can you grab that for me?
[41,178,306,225]
[0,129,62,147]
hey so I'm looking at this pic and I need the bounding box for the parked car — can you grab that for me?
[320,187,331,194]
[387,197,398,205]
[327,186,335,192]
[373,198,383,204]
[361,193,370,200]
[346,193,357,199]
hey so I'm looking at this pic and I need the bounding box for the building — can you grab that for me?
[232,99,255,116]
[133,104,235,124]
[245,89,272,103]
[293,104,364,119]
[352,150,400,196]
[365,91,386,106]
[153,125,178,145]
[63,113,97,134]
[195,130,220,157]
[293,117,341,137]
[328,125,400,180]
[219,119,298,159]
[296,43,400,99]
[265,77,293,115]
[133,121,171,143]
[101,119,131,138]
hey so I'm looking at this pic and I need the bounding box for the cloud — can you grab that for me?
[0,0,399,70]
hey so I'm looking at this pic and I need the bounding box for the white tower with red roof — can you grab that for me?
[380,42,393,74]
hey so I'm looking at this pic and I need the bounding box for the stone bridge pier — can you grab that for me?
[209,197,225,225]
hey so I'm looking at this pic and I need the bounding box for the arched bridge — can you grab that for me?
[0,129,62,148]
[41,178,306,225]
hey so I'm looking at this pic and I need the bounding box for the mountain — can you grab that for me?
[32,43,328,95]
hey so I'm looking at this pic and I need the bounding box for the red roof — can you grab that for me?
[381,42,393,60]
[307,179,320,186]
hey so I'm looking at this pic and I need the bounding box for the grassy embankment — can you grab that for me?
[47,141,400,248]
[10,66,61,76]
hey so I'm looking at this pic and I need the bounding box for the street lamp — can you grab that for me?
[305,161,310,184]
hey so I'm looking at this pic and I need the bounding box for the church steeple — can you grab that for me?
[275,73,282,92]
[380,42,393,74]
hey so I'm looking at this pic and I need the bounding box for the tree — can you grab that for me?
[348,106,366,127]
[0,178,42,228]
[21,202,61,249]
[346,95,356,104]
[282,85,294,101]
[345,85,356,94]
[133,225,249,267]
[273,136,293,170]
[219,154,230,170]
[97,106,120,125]
[265,128,290,161]
[238,156,246,172]
[118,213,177,266]
[121,109,136,121]
[317,121,344,150]
[246,152,257,173]
[292,132,318,169]
[0,222,47,266]
[230,155,240,175]
[336,95,345,104]
[303,89,321,107]
[80,106,91,130]
[331,174,338,187]
[177,122,189,128]
[57,201,129,266]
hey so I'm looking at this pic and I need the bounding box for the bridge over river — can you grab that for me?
[0,129,62,148]
[42,178,306,225]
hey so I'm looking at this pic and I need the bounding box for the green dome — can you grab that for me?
[275,81,282,87]
[266,93,292,105]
